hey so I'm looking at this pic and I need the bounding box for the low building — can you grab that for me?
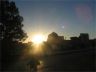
[47,32,64,50]
[79,33,89,41]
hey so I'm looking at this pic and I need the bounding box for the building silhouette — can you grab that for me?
[46,32,95,51]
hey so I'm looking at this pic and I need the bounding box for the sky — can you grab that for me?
[12,0,96,41]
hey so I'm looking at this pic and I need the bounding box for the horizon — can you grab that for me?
[13,0,96,42]
[24,32,96,43]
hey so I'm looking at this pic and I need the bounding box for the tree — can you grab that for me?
[0,0,27,41]
[0,0,27,71]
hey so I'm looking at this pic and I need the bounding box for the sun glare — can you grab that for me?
[32,34,45,44]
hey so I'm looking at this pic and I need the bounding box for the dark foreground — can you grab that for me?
[38,48,95,72]
[1,48,95,72]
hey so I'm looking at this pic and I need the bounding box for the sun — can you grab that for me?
[32,34,45,44]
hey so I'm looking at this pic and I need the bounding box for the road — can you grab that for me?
[37,48,95,72]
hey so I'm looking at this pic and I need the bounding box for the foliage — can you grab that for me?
[0,0,27,41]
[0,0,28,71]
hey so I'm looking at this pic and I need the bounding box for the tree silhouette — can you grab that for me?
[0,0,27,41]
[0,0,27,71]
